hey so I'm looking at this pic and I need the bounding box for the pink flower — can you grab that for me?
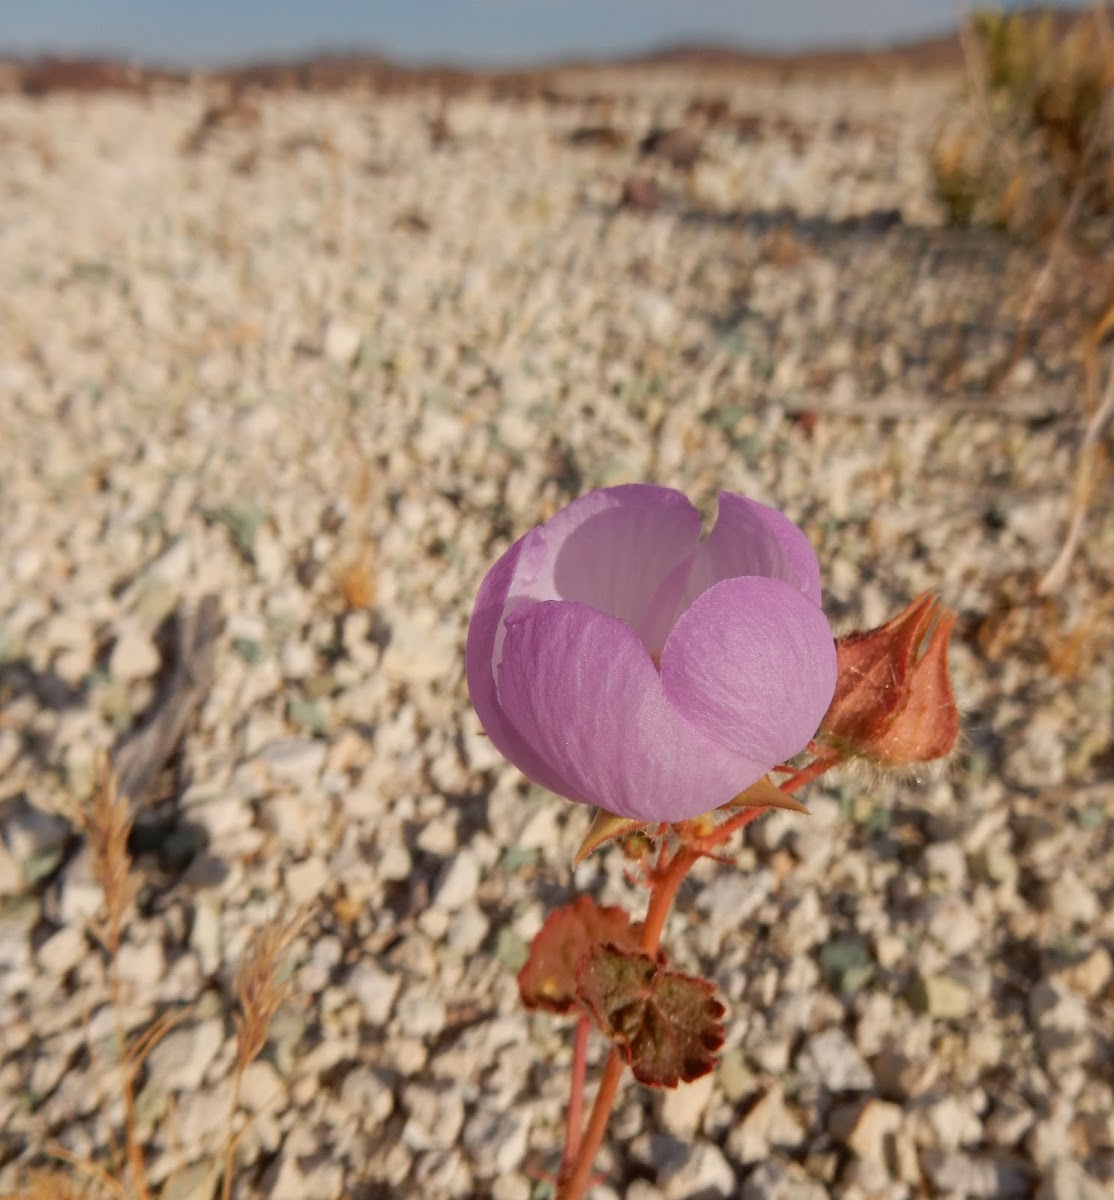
[466,485,837,823]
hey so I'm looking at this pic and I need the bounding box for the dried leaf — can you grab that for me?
[517,895,643,1015]
[576,945,725,1087]
[573,808,653,866]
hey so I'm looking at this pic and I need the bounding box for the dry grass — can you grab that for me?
[8,761,306,1200]
[933,6,1114,242]
[331,462,379,612]
[74,761,137,960]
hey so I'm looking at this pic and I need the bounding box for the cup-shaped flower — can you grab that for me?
[819,592,959,766]
[466,485,838,823]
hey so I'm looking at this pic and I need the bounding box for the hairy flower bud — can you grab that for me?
[819,592,959,766]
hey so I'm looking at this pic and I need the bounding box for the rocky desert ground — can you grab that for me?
[0,56,1112,1200]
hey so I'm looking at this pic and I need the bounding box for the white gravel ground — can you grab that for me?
[0,67,1112,1200]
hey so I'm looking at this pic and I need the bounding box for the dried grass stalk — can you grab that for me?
[77,759,137,959]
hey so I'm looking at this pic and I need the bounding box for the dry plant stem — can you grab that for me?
[40,1142,129,1199]
[1040,351,1114,594]
[220,1068,244,1200]
[112,964,149,1200]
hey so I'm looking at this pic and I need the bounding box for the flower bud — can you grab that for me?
[819,593,959,766]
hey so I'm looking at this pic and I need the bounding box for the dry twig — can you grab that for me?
[1039,346,1114,594]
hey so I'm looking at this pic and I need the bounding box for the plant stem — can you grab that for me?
[221,1065,244,1200]
[640,845,698,955]
[111,962,149,1200]
[557,760,841,1199]
[560,1016,592,1174]
[556,1048,625,1200]
[558,843,699,1200]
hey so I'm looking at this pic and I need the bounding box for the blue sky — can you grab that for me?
[0,1,1084,67]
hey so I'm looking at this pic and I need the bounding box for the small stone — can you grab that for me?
[446,904,489,955]
[1047,869,1099,927]
[923,1094,983,1150]
[1059,946,1112,998]
[58,851,108,925]
[339,1065,394,1126]
[402,1084,465,1152]
[348,961,401,1026]
[659,1071,715,1138]
[238,1060,284,1113]
[270,1150,344,1200]
[259,739,327,786]
[462,1106,531,1173]
[658,1141,735,1199]
[986,1097,1034,1145]
[922,1151,1032,1198]
[380,612,453,684]
[37,926,86,975]
[819,936,874,993]
[907,972,972,1020]
[717,1047,755,1103]
[114,939,165,991]
[284,856,329,904]
[3,796,71,864]
[739,1160,827,1200]
[1036,1160,1110,1200]
[924,841,967,890]
[160,1161,215,1200]
[798,1028,873,1091]
[726,1085,804,1164]
[377,839,413,882]
[267,795,315,854]
[433,850,480,912]
[1028,979,1090,1066]
[324,318,362,367]
[416,817,457,857]
[829,1097,904,1163]
[190,900,222,976]
[396,985,445,1038]
[109,626,161,681]
[490,1179,531,1200]
[927,896,981,957]
[175,1083,233,1145]
[145,1019,224,1092]
[873,933,906,970]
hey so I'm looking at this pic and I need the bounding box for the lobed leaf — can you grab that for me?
[517,895,643,1015]
[576,944,726,1087]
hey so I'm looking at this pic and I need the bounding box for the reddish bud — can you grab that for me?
[819,593,959,766]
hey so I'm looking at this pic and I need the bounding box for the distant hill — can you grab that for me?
[0,10,1093,96]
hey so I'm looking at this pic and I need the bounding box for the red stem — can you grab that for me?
[557,1049,625,1200]
[558,755,840,1199]
[560,1016,592,1173]
[640,845,699,954]
[558,843,698,1200]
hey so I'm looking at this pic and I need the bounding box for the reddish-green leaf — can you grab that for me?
[517,895,643,1015]
[576,945,726,1087]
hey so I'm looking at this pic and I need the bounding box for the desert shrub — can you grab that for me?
[933,6,1114,240]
